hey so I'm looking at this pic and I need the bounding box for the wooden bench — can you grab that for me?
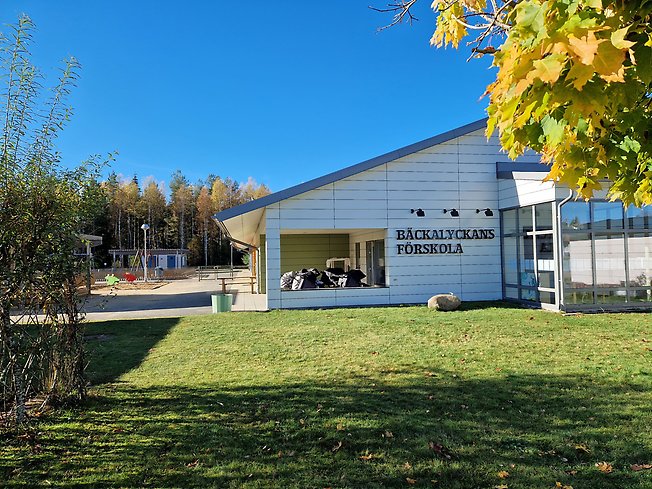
[197,266,225,281]
[219,276,257,294]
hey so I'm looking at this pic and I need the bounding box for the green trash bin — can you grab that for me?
[211,294,232,313]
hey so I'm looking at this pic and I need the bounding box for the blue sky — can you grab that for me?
[2,1,495,192]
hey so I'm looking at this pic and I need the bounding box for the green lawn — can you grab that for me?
[2,304,652,488]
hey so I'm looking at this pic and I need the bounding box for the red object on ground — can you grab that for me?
[123,272,137,283]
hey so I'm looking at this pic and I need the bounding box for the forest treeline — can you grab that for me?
[90,170,270,267]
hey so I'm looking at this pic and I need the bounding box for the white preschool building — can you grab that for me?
[215,119,652,312]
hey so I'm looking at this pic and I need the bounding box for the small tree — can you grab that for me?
[0,16,104,428]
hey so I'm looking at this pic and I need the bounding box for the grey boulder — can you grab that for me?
[427,294,461,311]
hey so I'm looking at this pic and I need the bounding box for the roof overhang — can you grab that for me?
[217,207,265,248]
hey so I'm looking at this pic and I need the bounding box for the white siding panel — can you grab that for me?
[335,178,388,191]
[462,278,502,291]
[499,179,555,209]
[462,291,502,301]
[330,219,388,228]
[396,154,461,165]
[388,196,463,208]
[388,179,458,191]
[334,199,388,211]
[279,209,334,220]
[281,198,334,211]
[334,190,388,201]
[387,190,458,200]
[281,296,338,309]
[334,208,387,220]
[280,219,335,229]
[387,163,460,175]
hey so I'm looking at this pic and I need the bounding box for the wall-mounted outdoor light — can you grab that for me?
[476,208,494,217]
[410,208,426,217]
[443,208,459,217]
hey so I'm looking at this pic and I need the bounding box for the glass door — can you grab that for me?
[365,239,386,286]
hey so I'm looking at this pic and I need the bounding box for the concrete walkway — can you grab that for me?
[82,276,267,321]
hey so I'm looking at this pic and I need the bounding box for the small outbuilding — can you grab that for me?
[108,249,189,270]
[215,119,652,312]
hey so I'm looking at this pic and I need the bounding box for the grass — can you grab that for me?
[2,303,652,488]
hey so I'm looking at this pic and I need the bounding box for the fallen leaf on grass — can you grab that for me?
[336,422,344,431]
[403,462,412,470]
[631,464,652,471]
[564,470,577,476]
[186,460,199,468]
[383,431,394,439]
[494,485,508,489]
[406,478,417,485]
[595,462,613,473]
[554,483,573,489]
[332,441,343,452]
[429,441,453,460]
[498,470,509,478]
[359,452,379,461]
[574,444,590,454]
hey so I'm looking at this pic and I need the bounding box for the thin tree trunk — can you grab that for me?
[204,219,208,266]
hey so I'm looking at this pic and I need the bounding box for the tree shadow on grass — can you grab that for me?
[83,317,180,384]
[4,370,652,488]
[84,291,215,313]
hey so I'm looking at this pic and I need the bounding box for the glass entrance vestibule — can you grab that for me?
[501,200,652,311]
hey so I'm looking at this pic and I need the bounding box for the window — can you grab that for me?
[501,202,556,305]
[593,202,624,230]
[560,201,652,308]
[561,202,591,231]
[365,239,385,286]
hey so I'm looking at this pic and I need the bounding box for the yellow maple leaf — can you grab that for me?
[568,31,604,65]
[611,27,635,50]
[554,483,574,489]
[532,54,566,83]
[498,470,510,478]
[601,65,626,83]
[593,40,626,79]
[595,461,613,473]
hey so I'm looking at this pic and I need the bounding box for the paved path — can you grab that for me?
[82,277,267,321]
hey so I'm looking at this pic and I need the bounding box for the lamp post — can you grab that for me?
[141,223,150,282]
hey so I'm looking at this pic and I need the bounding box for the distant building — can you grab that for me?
[108,249,189,269]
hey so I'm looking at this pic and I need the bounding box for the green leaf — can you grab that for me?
[541,115,566,146]
[633,45,652,84]
[619,136,641,154]
[515,2,544,32]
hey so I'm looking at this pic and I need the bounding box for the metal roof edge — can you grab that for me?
[214,118,488,222]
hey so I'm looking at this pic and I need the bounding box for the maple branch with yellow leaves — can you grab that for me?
[373,0,652,206]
